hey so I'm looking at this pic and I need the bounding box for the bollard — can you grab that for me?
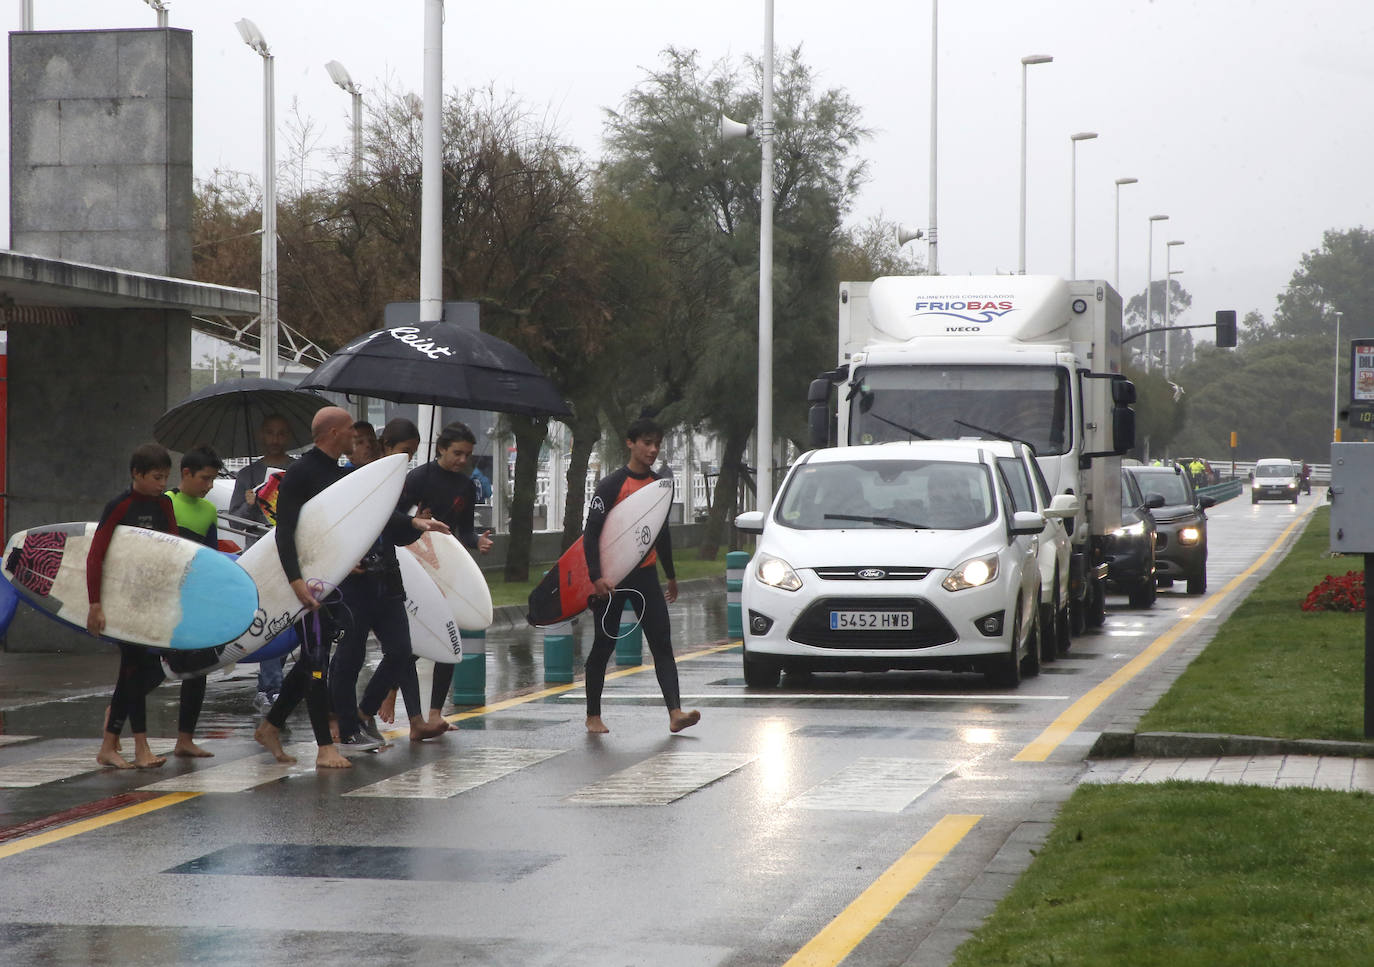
[726,550,750,640]
[542,620,575,684]
[449,628,486,706]
[614,602,644,666]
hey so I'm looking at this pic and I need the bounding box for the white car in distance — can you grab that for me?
[734,441,1046,689]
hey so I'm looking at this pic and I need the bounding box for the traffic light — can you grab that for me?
[1215,310,1237,348]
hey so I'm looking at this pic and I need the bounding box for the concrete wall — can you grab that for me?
[9,28,192,276]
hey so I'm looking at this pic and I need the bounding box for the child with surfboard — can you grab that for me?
[91,443,178,769]
[583,418,700,735]
[393,420,493,730]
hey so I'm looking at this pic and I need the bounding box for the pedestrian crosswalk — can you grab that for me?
[0,736,964,811]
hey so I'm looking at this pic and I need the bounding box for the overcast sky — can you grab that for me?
[6,1,1373,340]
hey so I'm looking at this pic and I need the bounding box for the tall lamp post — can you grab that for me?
[1113,177,1137,289]
[1018,54,1053,274]
[325,60,363,177]
[1334,310,1344,443]
[720,0,776,509]
[927,0,939,274]
[1163,239,1184,379]
[236,18,278,380]
[1068,131,1097,279]
[143,0,169,26]
[1143,214,1168,372]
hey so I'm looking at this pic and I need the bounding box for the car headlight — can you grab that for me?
[1112,520,1146,538]
[1287,481,1298,489]
[1179,526,1202,545]
[755,552,803,592]
[942,553,1000,591]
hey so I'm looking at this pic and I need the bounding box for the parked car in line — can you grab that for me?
[734,441,1046,689]
[1126,464,1215,596]
[1252,458,1301,504]
[1104,468,1160,607]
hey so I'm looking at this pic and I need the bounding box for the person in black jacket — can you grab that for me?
[582,418,699,735]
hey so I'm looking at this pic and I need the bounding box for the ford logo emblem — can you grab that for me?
[857,568,886,580]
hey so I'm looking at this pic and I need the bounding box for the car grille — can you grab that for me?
[1152,510,1194,524]
[789,596,957,650]
[813,565,933,581]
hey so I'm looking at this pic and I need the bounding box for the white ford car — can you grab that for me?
[734,441,1045,689]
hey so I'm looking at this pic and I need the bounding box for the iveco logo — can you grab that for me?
[857,568,887,581]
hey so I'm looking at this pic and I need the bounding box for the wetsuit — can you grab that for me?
[166,488,219,736]
[262,448,349,747]
[329,498,424,734]
[582,466,680,717]
[90,489,178,737]
[231,458,294,698]
[400,460,483,711]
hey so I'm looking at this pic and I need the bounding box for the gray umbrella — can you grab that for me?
[153,377,329,457]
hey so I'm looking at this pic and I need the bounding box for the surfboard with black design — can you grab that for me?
[526,478,674,626]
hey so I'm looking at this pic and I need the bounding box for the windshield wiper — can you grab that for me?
[824,513,927,529]
[953,418,1036,454]
[866,412,933,440]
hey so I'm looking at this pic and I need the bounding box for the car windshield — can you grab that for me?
[848,364,1071,456]
[776,458,995,530]
[1256,462,1294,477]
[1133,471,1190,505]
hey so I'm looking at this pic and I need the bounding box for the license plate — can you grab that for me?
[829,611,913,630]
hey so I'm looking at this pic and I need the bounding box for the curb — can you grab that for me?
[1089,729,1374,760]
[487,575,726,631]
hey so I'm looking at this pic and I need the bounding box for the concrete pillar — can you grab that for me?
[450,628,486,706]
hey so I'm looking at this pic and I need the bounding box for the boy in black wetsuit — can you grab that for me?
[91,443,178,769]
[583,418,699,735]
[396,421,492,729]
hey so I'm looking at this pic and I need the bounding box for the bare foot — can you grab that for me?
[133,753,167,769]
[428,712,458,732]
[254,721,297,763]
[585,715,610,734]
[669,709,701,733]
[316,746,352,769]
[173,739,214,758]
[378,693,397,725]
[96,749,134,769]
[409,719,449,741]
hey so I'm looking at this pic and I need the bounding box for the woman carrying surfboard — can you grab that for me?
[583,418,700,735]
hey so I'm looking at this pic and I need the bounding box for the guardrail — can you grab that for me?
[1197,479,1244,503]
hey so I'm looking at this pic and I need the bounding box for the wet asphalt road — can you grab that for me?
[0,492,1316,966]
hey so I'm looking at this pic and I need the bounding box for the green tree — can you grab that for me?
[1124,279,1193,373]
[834,214,926,280]
[1124,364,1188,460]
[1274,227,1374,342]
[601,46,869,555]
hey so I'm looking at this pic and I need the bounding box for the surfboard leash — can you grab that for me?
[600,586,647,641]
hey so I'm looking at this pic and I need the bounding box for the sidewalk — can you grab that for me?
[1083,752,1374,792]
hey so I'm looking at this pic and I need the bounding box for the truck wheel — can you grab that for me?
[1186,569,1207,596]
[742,651,781,689]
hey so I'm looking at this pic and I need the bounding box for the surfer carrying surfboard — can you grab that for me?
[583,418,700,735]
[91,443,178,769]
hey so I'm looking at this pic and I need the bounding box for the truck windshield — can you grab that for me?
[849,365,1071,456]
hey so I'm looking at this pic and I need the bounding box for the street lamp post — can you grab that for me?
[1163,239,1184,379]
[1334,310,1344,443]
[927,0,939,274]
[143,0,169,26]
[1069,132,1097,279]
[1143,214,1168,372]
[1113,177,1137,289]
[1018,54,1053,274]
[235,18,278,380]
[757,0,776,509]
[325,60,363,177]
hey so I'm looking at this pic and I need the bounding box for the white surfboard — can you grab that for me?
[403,531,492,630]
[397,550,463,663]
[2,523,258,649]
[207,453,410,666]
[599,477,675,584]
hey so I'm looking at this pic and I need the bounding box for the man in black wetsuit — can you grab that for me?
[253,406,449,770]
[582,417,700,735]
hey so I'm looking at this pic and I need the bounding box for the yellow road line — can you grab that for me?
[783,814,982,967]
[0,792,200,861]
[1014,506,1314,762]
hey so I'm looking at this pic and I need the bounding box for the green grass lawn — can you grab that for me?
[951,782,1374,967]
[482,552,726,609]
[1139,507,1368,741]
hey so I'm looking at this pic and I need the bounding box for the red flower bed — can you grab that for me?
[1302,570,1366,612]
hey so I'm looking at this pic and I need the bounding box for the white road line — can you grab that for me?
[344,747,565,800]
[0,744,176,788]
[553,692,1070,702]
[565,752,756,806]
[788,757,955,813]
[141,743,331,792]
[0,736,37,748]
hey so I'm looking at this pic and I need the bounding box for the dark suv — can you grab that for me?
[1105,469,1160,607]
[1126,464,1216,595]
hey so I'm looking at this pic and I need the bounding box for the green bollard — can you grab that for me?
[726,550,750,640]
[450,628,486,706]
[543,621,575,684]
[614,602,644,666]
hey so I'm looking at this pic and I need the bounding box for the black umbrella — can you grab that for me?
[154,377,329,457]
[296,321,572,419]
